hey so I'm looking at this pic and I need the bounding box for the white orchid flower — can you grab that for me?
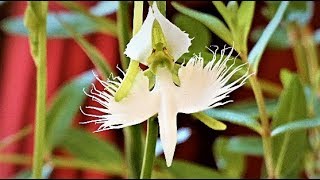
[81,50,250,167]
[80,3,251,167]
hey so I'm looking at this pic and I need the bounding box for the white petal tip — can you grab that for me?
[166,159,173,167]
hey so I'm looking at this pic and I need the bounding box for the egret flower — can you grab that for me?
[80,3,251,167]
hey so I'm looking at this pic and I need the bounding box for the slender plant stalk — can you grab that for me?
[240,53,275,178]
[140,118,158,179]
[116,1,144,178]
[287,23,310,85]
[117,2,130,69]
[32,18,47,179]
[23,2,49,178]
[300,25,319,116]
[123,126,143,178]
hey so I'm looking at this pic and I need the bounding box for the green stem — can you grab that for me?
[287,23,310,85]
[118,1,144,178]
[124,125,144,178]
[117,1,130,70]
[300,25,319,117]
[32,19,47,180]
[140,118,158,179]
[241,54,275,178]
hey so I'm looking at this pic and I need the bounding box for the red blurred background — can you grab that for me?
[0,1,319,178]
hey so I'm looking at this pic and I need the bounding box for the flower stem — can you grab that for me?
[117,1,130,70]
[32,18,47,179]
[140,118,158,179]
[240,53,275,178]
[124,125,143,178]
[32,13,48,180]
[24,2,49,178]
[287,23,309,85]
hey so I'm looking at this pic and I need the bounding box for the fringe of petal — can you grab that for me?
[79,72,127,132]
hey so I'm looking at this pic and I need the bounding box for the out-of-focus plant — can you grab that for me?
[0,1,320,179]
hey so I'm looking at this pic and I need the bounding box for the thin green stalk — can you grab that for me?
[287,23,310,85]
[23,2,49,178]
[140,118,158,179]
[301,25,319,117]
[124,125,143,178]
[241,53,275,178]
[117,1,144,178]
[117,2,130,69]
[32,17,47,179]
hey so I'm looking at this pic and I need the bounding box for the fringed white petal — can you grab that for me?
[175,46,252,114]
[124,7,154,65]
[81,71,159,132]
[152,3,192,61]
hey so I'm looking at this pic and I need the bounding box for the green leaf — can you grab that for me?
[2,1,117,38]
[56,16,113,79]
[2,12,117,38]
[262,1,314,26]
[157,159,225,179]
[251,26,290,49]
[212,1,234,29]
[224,99,278,119]
[279,68,294,88]
[192,112,226,130]
[248,1,289,72]
[58,1,117,36]
[237,1,255,52]
[59,128,124,175]
[172,2,233,46]
[214,137,245,178]
[272,72,308,178]
[226,1,239,13]
[173,14,211,52]
[227,136,263,156]
[204,109,262,134]
[45,70,96,152]
[272,117,320,136]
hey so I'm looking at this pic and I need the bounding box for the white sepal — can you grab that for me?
[124,2,192,65]
[124,6,155,65]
